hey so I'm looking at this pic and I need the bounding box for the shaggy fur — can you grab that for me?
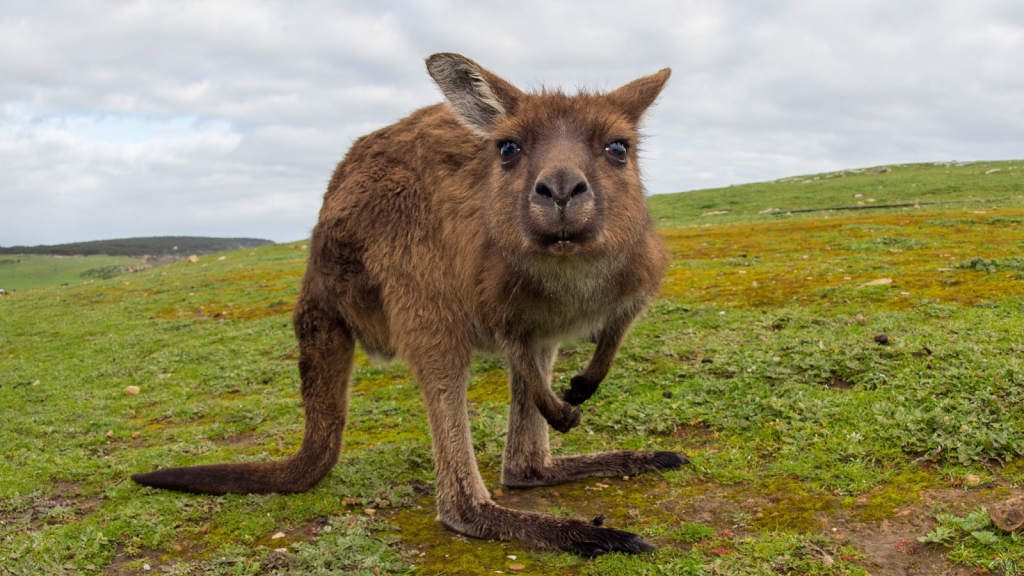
[133,53,687,556]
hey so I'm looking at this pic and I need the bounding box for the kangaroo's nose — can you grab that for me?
[533,168,590,211]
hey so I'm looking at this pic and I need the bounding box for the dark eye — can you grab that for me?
[498,141,521,164]
[605,141,628,162]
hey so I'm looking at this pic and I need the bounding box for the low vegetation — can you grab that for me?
[2,160,1023,575]
[0,236,273,257]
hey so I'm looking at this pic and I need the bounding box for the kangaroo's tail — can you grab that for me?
[132,297,354,495]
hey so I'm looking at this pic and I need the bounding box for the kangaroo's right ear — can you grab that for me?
[426,53,524,138]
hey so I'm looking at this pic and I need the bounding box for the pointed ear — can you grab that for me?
[426,53,524,138]
[607,68,671,124]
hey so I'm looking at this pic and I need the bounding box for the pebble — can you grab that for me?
[124,386,140,395]
[964,474,982,486]
[855,314,867,325]
[509,565,525,571]
[364,508,376,516]
[271,532,286,539]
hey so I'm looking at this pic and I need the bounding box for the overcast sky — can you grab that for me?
[2,1,1022,245]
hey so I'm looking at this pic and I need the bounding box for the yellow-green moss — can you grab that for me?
[748,478,836,533]
[844,470,939,521]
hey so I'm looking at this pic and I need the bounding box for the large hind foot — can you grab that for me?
[441,502,655,558]
[503,450,688,489]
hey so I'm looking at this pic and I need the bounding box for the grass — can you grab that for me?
[0,254,145,292]
[3,160,1024,575]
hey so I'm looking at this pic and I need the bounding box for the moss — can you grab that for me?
[1000,459,1024,485]
[468,370,511,404]
[748,478,836,533]
[846,470,939,521]
[659,208,1024,310]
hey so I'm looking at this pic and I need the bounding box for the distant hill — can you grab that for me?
[0,236,275,258]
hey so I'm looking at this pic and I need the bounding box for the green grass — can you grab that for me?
[3,161,1024,575]
[649,159,1024,229]
[0,254,146,292]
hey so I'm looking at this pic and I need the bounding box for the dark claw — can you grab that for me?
[648,451,690,470]
[591,514,606,526]
[550,403,581,433]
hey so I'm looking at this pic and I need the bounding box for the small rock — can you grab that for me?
[271,532,286,539]
[300,245,308,250]
[821,554,834,567]
[188,255,198,263]
[964,474,982,486]
[364,508,376,516]
[657,482,668,489]
[105,430,114,437]
[662,390,673,399]
[218,256,226,260]
[861,278,893,287]
[855,314,867,325]
[131,431,141,438]
[274,548,287,553]
[509,564,526,571]
[124,386,140,395]
[31,380,40,386]
[143,564,151,571]
[507,555,517,560]
[549,437,563,448]
[990,495,1024,532]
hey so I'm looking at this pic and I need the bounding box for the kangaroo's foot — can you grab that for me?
[503,450,688,489]
[440,501,654,557]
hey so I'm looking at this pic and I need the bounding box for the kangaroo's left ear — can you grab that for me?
[606,68,671,124]
[426,53,525,138]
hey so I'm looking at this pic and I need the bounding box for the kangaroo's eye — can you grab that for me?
[498,141,521,164]
[605,141,628,162]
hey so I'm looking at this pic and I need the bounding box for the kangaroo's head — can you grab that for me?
[426,53,669,265]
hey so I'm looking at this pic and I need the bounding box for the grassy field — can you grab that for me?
[2,160,1024,575]
[0,254,147,293]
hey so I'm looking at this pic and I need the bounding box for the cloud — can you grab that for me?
[1,0,1023,245]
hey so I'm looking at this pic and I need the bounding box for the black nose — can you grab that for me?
[533,169,590,209]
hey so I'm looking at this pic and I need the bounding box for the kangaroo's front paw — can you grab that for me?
[558,375,597,406]
[548,402,582,433]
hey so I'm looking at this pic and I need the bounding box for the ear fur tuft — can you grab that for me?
[607,68,671,124]
[426,53,522,138]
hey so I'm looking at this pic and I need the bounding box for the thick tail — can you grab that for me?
[133,297,355,495]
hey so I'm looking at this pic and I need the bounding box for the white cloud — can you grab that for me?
[1,0,1023,245]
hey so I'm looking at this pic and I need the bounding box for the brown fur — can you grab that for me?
[132,54,687,556]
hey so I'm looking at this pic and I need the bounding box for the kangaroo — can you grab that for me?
[133,53,687,556]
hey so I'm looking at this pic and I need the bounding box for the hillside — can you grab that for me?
[0,236,274,257]
[649,159,1023,228]
[2,162,1024,575]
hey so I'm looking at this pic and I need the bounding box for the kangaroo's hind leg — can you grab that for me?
[501,343,687,489]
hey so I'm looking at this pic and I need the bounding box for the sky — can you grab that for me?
[2,1,1023,246]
